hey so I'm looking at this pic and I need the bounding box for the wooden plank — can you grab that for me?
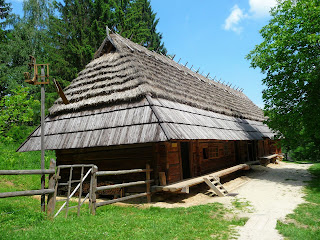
[159,172,166,186]
[96,180,154,191]
[96,192,148,207]
[96,168,152,176]
[0,189,54,198]
[259,154,278,160]
[0,169,55,175]
[153,164,250,192]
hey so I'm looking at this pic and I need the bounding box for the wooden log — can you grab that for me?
[96,168,153,176]
[90,166,98,215]
[146,164,151,203]
[96,192,148,207]
[0,169,55,175]
[159,172,166,186]
[96,180,154,191]
[0,189,54,198]
[47,159,56,217]
[77,166,84,217]
[65,166,73,218]
[154,164,250,192]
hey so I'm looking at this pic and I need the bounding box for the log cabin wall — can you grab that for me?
[154,141,182,184]
[197,140,237,175]
[55,143,154,184]
[236,141,249,163]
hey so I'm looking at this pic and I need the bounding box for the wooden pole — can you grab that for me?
[0,189,54,198]
[90,166,98,215]
[47,159,56,217]
[146,164,151,203]
[40,66,46,212]
[77,166,84,217]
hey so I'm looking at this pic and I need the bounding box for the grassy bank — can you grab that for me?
[277,163,320,240]
[0,143,247,240]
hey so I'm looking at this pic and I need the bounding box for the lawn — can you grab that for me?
[0,143,247,240]
[276,163,320,240]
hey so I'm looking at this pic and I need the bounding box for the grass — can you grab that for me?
[0,143,247,240]
[276,163,320,240]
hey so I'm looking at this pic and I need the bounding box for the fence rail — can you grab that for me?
[0,169,55,175]
[91,164,153,215]
[0,159,56,215]
[0,189,55,198]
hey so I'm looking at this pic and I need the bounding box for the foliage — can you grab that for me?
[246,0,320,161]
[49,0,166,84]
[0,86,40,143]
[0,0,11,42]
[277,163,320,239]
[0,0,166,143]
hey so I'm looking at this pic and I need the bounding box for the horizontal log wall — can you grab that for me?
[197,140,236,176]
[56,143,154,185]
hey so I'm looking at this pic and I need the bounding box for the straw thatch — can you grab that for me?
[49,33,264,122]
[18,33,275,152]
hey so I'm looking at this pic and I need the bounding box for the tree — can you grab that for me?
[0,0,11,42]
[0,0,53,99]
[50,0,167,85]
[0,86,40,143]
[246,0,320,161]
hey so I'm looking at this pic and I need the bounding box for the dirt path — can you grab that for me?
[233,162,312,240]
[150,162,312,239]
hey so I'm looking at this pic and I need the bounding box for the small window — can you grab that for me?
[203,148,209,159]
[209,145,219,158]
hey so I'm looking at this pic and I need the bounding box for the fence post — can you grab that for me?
[146,164,151,203]
[90,166,98,215]
[47,159,56,217]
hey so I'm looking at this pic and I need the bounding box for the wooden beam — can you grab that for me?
[96,192,148,207]
[96,180,154,191]
[0,169,55,175]
[153,164,250,192]
[96,168,152,176]
[0,189,54,198]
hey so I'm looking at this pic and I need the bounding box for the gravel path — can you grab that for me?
[234,162,312,240]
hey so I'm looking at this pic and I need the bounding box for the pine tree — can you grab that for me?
[0,0,11,42]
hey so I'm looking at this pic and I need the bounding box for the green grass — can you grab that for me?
[276,163,320,240]
[0,143,247,240]
[0,142,54,170]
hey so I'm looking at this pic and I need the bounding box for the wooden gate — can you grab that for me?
[53,164,95,218]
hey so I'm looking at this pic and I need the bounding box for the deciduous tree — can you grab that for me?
[246,0,320,160]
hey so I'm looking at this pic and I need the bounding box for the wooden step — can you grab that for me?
[203,176,228,197]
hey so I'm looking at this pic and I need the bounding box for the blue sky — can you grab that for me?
[7,0,277,108]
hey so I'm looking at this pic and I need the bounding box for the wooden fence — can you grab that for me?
[0,159,56,215]
[90,164,153,215]
[0,162,153,216]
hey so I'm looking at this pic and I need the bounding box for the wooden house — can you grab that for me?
[18,33,280,191]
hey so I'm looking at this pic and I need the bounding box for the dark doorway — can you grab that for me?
[180,142,191,179]
[247,141,256,161]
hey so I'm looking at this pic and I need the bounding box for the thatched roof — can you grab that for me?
[49,33,264,121]
[18,33,274,152]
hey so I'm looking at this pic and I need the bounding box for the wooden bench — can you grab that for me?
[259,154,278,166]
[152,164,250,193]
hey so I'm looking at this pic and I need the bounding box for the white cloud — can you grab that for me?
[249,0,278,18]
[223,5,247,34]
